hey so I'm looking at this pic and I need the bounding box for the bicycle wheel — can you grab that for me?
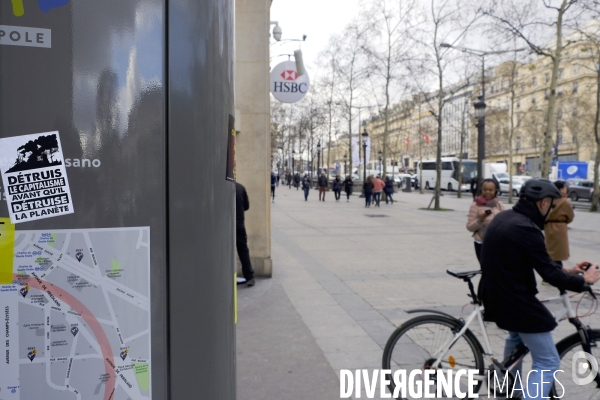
[382,315,485,399]
[552,329,600,399]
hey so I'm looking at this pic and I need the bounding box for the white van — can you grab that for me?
[417,157,477,191]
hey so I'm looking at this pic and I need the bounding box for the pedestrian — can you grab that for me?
[318,172,328,201]
[294,173,300,190]
[287,172,292,188]
[235,182,255,287]
[363,175,374,207]
[343,175,353,202]
[270,172,276,203]
[413,176,419,190]
[544,180,574,267]
[372,175,385,207]
[276,173,280,187]
[466,178,505,264]
[470,176,478,199]
[332,175,342,201]
[302,174,311,201]
[384,175,395,204]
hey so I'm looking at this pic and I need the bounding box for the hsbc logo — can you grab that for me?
[270,61,310,104]
[281,70,299,81]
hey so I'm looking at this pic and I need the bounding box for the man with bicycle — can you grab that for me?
[478,179,600,399]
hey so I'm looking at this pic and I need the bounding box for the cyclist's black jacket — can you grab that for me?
[478,200,586,333]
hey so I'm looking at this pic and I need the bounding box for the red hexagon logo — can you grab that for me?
[280,70,299,81]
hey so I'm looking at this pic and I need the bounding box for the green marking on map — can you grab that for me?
[110,259,121,275]
[48,233,57,247]
[134,363,149,391]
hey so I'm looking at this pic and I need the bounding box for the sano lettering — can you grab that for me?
[272,81,308,93]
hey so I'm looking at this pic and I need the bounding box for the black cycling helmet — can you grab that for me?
[519,178,562,201]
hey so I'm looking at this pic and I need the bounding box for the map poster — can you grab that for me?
[0,131,74,224]
[0,226,151,400]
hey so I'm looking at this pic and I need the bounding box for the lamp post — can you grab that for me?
[361,129,369,182]
[317,140,321,177]
[473,98,487,191]
[378,150,383,176]
[343,154,347,176]
[440,43,526,193]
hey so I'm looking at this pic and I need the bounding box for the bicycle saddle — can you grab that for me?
[447,270,482,279]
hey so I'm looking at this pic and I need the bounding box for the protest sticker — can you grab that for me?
[0,131,74,223]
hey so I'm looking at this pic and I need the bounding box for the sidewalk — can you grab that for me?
[236,188,600,399]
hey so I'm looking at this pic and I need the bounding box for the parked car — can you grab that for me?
[567,179,598,201]
[497,178,525,197]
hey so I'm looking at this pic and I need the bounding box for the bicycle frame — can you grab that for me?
[418,291,585,383]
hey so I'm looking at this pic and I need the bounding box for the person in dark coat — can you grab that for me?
[384,175,395,204]
[235,182,255,286]
[294,173,300,190]
[363,176,374,207]
[318,172,328,201]
[332,175,342,202]
[343,175,353,202]
[302,174,311,201]
[470,176,478,199]
[270,172,276,203]
[478,179,600,398]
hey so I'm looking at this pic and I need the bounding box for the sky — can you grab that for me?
[270,0,362,77]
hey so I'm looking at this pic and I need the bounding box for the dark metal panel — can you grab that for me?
[167,0,236,397]
[0,1,169,398]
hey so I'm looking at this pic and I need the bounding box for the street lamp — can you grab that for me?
[317,140,321,177]
[378,150,383,176]
[361,129,369,182]
[343,154,347,175]
[440,42,526,192]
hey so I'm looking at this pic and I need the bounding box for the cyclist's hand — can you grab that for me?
[582,263,600,285]
[571,261,595,274]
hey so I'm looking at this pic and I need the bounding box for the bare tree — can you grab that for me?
[362,0,416,176]
[484,0,582,178]
[408,0,480,210]
[330,21,371,177]
[572,4,600,210]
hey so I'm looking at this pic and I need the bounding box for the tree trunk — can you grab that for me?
[592,65,600,212]
[541,1,566,178]
[434,67,443,210]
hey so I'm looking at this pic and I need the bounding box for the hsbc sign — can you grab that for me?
[270,61,310,103]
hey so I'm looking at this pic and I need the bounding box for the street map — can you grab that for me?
[1,225,151,400]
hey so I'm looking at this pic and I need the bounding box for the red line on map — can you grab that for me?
[14,273,116,400]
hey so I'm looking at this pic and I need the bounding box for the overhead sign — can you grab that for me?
[270,61,310,103]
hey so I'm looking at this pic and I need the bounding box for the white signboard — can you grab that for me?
[0,131,74,223]
[270,61,310,103]
[0,226,151,400]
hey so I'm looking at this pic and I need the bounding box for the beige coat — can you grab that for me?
[544,198,574,261]
[466,200,506,242]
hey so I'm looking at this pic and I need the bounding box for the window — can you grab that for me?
[491,86,495,94]
[545,73,550,83]
[545,89,549,100]
[505,98,509,109]
[574,65,579,74]
[532,93,536,103]
[532,77,537,86]
[442,162,452,170]
[565,52,570,59]
[557,86,563,96]
[557,129,563,144]
[557,109,563,119]
[558,68,563,78]
[521,83,525,92]
[531,137,537,148]
[573,81,578,94]
[497,99,501,109]
[517,100,521,108]
[516,136,521,150]
[572,101,578,117]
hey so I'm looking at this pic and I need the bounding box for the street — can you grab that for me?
[237,188,600,399]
